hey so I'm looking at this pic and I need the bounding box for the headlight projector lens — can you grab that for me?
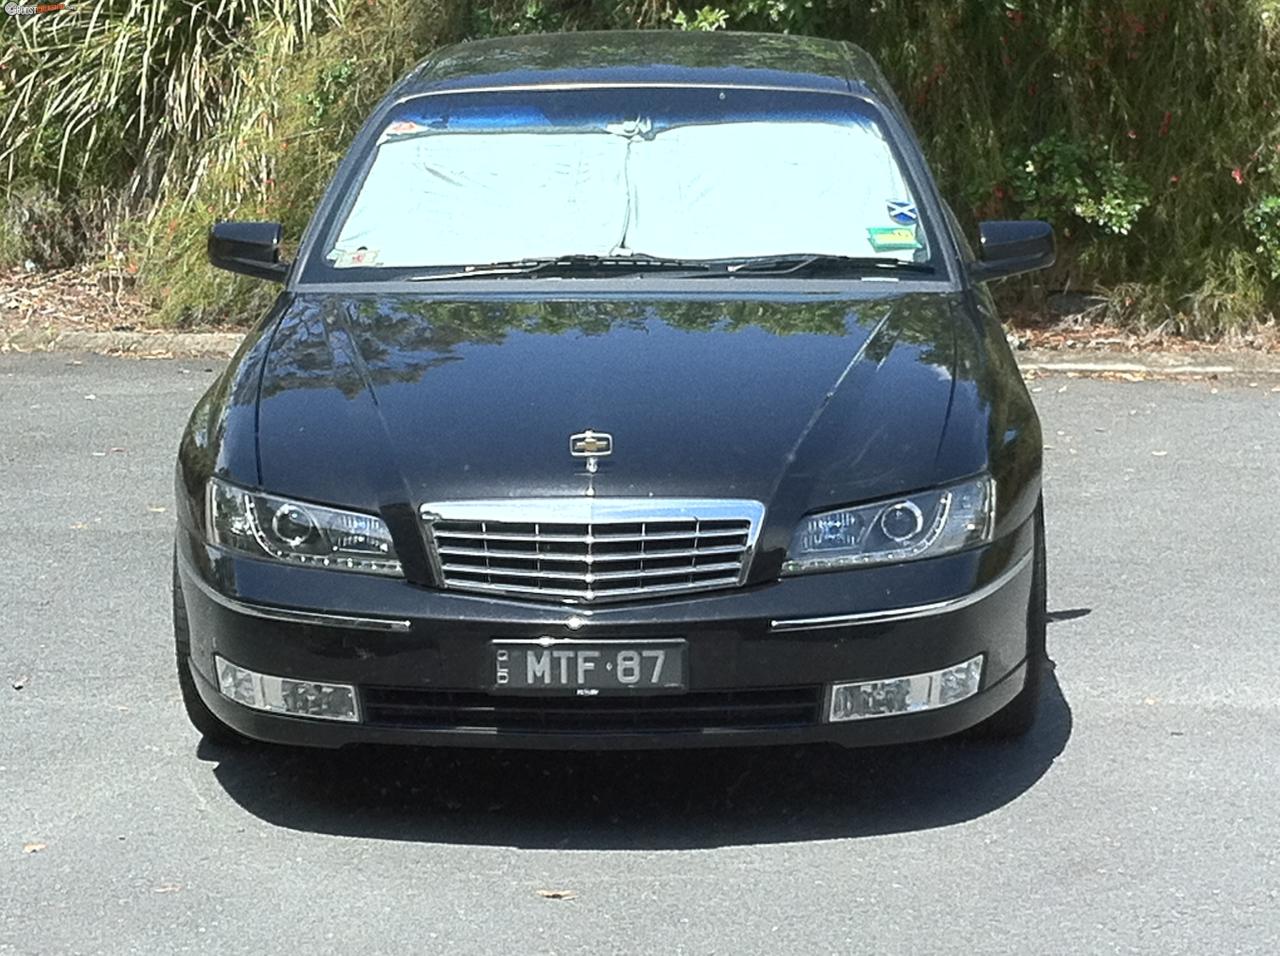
[880,501,924,542]
[271,503,319,548]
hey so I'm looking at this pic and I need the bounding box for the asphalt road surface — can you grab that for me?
[2,353,1278,955]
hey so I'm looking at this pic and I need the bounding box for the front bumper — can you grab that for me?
[176,519,1035,750]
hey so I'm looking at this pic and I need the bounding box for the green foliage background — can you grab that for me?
[2,0,1280,335]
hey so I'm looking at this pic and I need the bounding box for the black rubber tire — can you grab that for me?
[173,556,251,747]
[970,499,1047,739]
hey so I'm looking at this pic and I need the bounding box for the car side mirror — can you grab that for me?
[970,220,1055,283]
[208,221,288,282]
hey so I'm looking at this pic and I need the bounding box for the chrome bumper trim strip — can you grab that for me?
[770,550,1034,632]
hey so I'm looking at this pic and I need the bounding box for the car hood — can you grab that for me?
[254,292,976,533]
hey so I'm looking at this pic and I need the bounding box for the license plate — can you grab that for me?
[490,640,687,695]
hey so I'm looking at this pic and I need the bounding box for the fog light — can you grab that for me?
[826,655,983,722]
[215,656,359,722]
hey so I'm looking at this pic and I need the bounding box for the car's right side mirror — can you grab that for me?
[970,220,1055,283]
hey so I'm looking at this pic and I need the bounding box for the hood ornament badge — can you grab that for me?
[569,430,612,478]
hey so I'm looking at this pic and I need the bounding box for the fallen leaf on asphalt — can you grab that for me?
[1057,385,1068,393]
[1151,450,1168,457]
[11,675,27,690]
[70,522,87,530]
[536,889,577,900]
[22,842,46,854]
[108,447,125,454]
[147,506,167,513]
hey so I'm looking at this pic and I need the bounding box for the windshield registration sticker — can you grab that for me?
[867,226,922,253]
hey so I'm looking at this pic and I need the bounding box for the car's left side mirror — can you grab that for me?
[970,220,1055,283]
[208,221,289,282]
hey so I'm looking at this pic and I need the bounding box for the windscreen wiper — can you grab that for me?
[709,254,938,278]
[405,254,713,281]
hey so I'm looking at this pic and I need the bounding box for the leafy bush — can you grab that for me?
[1248,196,1280,280]
[1011,136,1149,238]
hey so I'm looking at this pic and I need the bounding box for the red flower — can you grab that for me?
[1232,168,1245,185]
[1169,175,1180,184]
[1127,129,1138,140]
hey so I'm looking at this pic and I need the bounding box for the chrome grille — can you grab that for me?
[420,498,765,604]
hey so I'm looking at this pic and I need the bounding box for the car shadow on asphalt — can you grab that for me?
[202,665,1072,850]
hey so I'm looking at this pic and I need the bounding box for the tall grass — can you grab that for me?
[134,0,468,324]
[1,0,344,196]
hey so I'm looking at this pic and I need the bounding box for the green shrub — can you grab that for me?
[1011,135,1150,238]
[1248,196,1280,280]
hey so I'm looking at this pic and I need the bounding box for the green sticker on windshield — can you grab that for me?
[867,226,922,253]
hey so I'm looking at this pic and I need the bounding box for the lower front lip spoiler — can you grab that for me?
[769,549,1033,632]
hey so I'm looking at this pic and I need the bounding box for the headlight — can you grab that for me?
[205,477,402,576]
[782,476,995,574]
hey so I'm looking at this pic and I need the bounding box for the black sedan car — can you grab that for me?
[174,30,1054,750]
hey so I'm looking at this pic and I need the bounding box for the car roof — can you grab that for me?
[391,31,894,101]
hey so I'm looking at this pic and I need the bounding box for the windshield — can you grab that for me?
[320,88,934,277]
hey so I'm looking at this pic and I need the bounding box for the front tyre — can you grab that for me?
[173,556,250,747]
[971,499,1047,739]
